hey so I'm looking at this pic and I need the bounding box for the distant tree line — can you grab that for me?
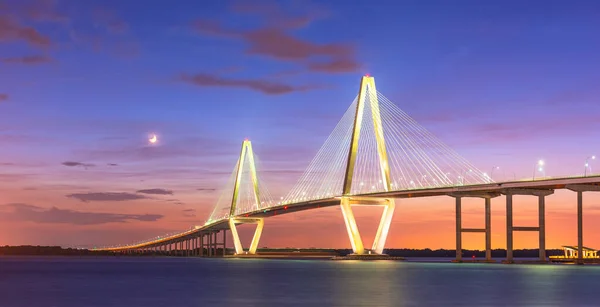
[0,245,565,257]
[379,248,564,258]
[0,246,111,256]
[265,248,565,258]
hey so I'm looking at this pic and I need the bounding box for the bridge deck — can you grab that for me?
[97,175,600,251]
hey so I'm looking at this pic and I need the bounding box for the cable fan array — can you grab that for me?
[282,87,490,204]
[205,149,275,224]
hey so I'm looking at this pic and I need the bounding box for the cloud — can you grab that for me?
[197,188,216,191]
[0,203,163,225]
[192,2,358,74]
[2,55,53,64]
[107,163,118,166]
[182,208,196,217]
[7,0,69,24]
[242,28,352,61]
[136,188,174,195]
[76,135,234,162]
[229,0,327,30]
[0,15,51,47]
[179,73,322,95]
[61,161,95,168]
[66,192,148,202]
[307,59,361,73]
[0,93,7,102]
[92,7,129,34]
[165,199,185,205]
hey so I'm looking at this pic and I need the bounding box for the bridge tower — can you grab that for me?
[341,75,396,255]
[228,139,265,255]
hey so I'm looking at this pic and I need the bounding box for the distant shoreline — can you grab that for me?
[0,246,565,258]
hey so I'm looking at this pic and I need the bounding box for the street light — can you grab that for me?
[584,155,596,177]
[533,160,544,180]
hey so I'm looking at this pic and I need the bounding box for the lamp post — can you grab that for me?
[533,160,544,181]
[584,155,596,177]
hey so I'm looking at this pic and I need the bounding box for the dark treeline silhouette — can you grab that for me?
[1,246,565,258]
[380,248,564,258]
[0,246,111,256]
[273,248,564,258]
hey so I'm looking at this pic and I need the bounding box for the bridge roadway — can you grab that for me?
[98,174,600,253]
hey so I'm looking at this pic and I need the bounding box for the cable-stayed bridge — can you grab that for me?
[95,75,600,263]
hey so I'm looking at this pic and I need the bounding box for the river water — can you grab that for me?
[0,256,598,306]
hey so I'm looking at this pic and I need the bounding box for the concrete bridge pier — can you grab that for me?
[566,184,600,264]
[502,188,554,263]
[208,233,213,257]
[339,196,395,255]
[450,192,499,262]
[213,232,217,256]
[229,218,264,255]
[192,236,196,256]
[200,234,204,257]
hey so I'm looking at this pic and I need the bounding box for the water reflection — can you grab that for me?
[0,257,599,306]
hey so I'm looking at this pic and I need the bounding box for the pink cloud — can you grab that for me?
[0,15,51,47]
[179,73,323,95]
[192,1,358,74]
[2,54,53,64]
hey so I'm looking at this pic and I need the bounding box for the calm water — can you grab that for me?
[1,256,599,307]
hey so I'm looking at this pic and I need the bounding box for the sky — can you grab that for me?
[1,0,600,250]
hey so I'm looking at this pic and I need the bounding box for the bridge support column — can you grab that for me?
[200,235,204,257]
[566,184,600,264]
[578,191,582,264]
[455,197,462,261]
[502,188,554,263]
[506,193,513,263]
[212,232,217,256]
[208,234,212,257]
[215,232,219,256]
[485,198,492,261]
[229,218,264,255]
[450,192,499,262]
[223,229,227,256]
[538,195,546,261]
[339,196,395,255]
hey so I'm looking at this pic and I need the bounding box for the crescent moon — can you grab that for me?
[149,134,157,143]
